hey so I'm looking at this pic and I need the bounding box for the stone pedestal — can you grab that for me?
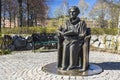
[42,62,103,76]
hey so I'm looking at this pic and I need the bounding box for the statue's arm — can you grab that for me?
[57,25,64,37]
[57,30,78,37]
[78,20,87,38]
[57,20,69,36]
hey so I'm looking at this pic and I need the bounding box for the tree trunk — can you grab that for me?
[118,12,120,28]
[18,0,23,27]
[30,13,33,26]
[9,12,12,28]
[2,4,6,28]
[27,0,30,27]
[3,9,5,28]
[0,0,1,35]
[35,14,37,26]
[14,13,16,27]
[30,9,34,26]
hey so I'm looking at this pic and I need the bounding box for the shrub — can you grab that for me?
[1,27,58,34]
[0,36,12,55]
[46,27,57,33]
[91,28,120,35]
[91,28,104,35]
[1,27,120,35]
[0,49,11,55]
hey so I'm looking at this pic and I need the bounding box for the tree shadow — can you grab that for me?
[93,62,120,70]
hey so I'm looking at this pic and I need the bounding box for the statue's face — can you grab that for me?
[69,8,78,19]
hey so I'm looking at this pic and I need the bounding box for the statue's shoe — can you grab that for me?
[67,66,82,70]
[60,67,68,70]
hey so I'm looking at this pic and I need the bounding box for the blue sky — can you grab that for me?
[47,0,97,18]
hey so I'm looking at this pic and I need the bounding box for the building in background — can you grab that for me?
[1,19,18,28]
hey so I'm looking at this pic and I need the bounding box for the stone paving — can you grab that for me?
[0,51,120,80]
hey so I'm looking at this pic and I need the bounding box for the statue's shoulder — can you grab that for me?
[64,19,70,25]
[79,20,86,24]
[65,19,70,23]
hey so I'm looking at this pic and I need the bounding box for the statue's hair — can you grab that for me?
[68,6,80,15]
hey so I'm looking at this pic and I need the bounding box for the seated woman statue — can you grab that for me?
[57,6,87,71]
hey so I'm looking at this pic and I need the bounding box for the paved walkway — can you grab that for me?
[0,51,120,80]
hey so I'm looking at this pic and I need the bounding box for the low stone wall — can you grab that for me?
[90,35,120,52]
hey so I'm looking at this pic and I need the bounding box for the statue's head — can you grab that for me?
[68,6,80,19]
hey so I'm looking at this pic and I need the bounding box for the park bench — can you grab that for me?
[32,40,58,51]
[32,33,58,51]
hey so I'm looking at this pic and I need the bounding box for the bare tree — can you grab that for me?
[61,0,69,17]
[54,0,69,18]
[1,0,18,28]
[24,0,48,26]
[104,0,120,28]
[1,0,49,28]
[53,0,69,25]
[89,0,109,28]
[54,7,64,18]
[61,0,69,23]
[78,0,89,18]
[90,0,120,28]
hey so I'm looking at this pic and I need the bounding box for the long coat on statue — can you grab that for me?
[57,17,87,70]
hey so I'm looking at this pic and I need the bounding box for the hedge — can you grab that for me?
[1,27,120,35]
[1,27,57,34]
[91,28,119,35]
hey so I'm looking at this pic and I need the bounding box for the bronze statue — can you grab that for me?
[57,6,91,71]
[42,6,102,76]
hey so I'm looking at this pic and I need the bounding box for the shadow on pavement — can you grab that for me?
[94,62,120,70]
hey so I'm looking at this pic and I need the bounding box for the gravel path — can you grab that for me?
[0,51,120,80]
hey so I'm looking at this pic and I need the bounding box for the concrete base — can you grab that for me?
[42,62,103,76]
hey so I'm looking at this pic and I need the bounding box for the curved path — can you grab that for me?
[0,51,120,80]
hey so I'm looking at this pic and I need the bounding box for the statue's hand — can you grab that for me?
[63,30,78,36]
[58,25,63,31]
[57,30,64,37]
